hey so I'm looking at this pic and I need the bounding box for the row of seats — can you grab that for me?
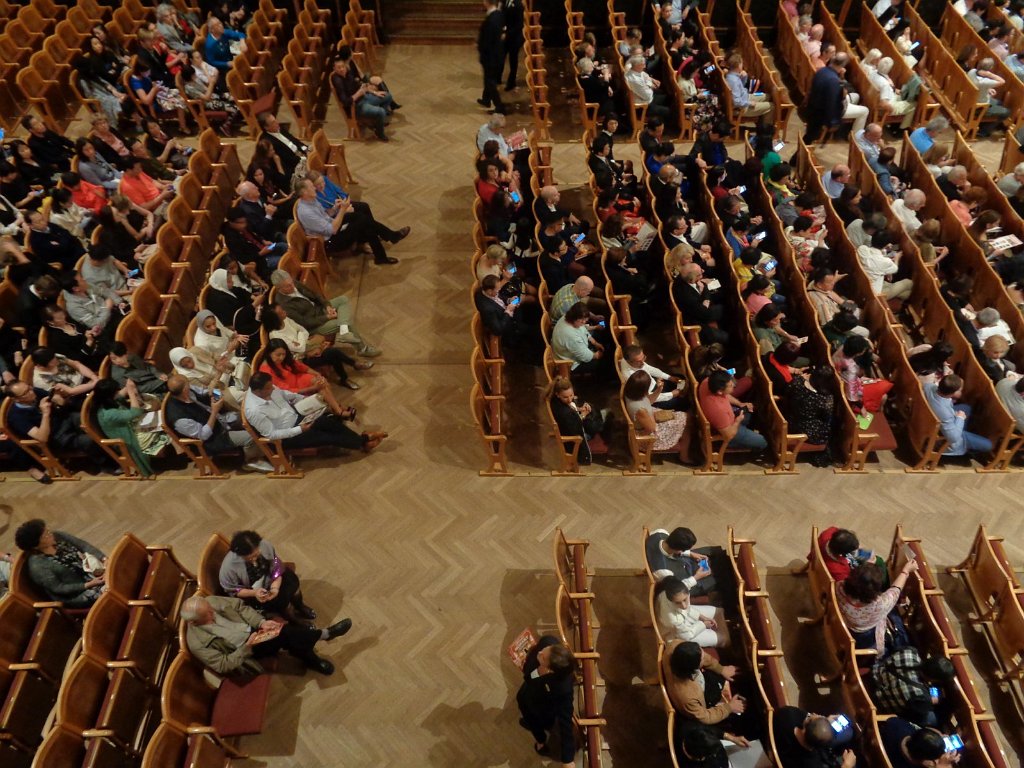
[950,525,1024,719]
[1,533,193,766]
[552,528,605,768]
[803,524,1009,768]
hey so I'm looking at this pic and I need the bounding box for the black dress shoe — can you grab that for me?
[326,618,353,639]
[476,98,491,108]
[374,256,399,265]
[304,654,335,675]
[392,226,411,242]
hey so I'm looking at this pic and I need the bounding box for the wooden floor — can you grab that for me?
[5,45,1024,767]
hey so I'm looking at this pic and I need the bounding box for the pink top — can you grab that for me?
[745,293,771,315]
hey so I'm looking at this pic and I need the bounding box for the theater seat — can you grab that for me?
[209,674,271,737]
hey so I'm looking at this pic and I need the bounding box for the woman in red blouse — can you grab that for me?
[258,340,352,419]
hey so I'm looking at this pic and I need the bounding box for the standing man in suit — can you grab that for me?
[502,0,525,92]
[477,0,507,115]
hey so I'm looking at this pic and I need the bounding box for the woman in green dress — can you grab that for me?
[93,378,169,477]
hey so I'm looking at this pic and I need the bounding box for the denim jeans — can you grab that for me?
[729,411,768,451]
[357,92,393,132]
[952,404,994,454]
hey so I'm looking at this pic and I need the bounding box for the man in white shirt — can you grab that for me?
[969,58,1011,135]
[996,376,1024,430]
[997,162,1024,197]
[619,344,686,410]
[857,231,913,301]
[890,189,925,233]
[244,373,385,452]
[974,308,1016,346]
[624,56,670,121]
[854,124,884,165]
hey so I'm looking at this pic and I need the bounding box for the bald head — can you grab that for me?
[804,716,835,748]
[903,189,926,210]
[946,165,968,184]
[236,181,259,201]
[832,52,849,70]
[830,164,850,182]
[540,186,559,204]
[809,23,824,40]
[573,276,594,298]
[166,374,189,396]
[864,123,882,142]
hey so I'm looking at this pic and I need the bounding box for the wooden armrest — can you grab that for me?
[106,661,138,669]
[568,591,596,600]
[577,717,608,726]
[757,649,787,657]
[573,652,601,660]
[6,662,41,672]
[744,590,770,598]
[81,729,116,738]
[30,600,63,609]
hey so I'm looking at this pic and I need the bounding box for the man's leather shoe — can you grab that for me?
[374,257,399,265]
[305,654,335,675]
[476,98,491,108]
[393,226,411,242]
[326,618,352,639]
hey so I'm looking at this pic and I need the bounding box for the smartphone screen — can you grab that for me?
[573,233,586,245]
[737,185,747,194]
[929,686,940,698]
[943,735,964,751]
[507,264,517,274]
[510,190,521,203]
[704,65,715,74]
[764,259,777,271]
[831,715,850,733]
[212,388,222,398]
[128,268,140,278]
[726,367,736,375]
[910,41,920,50]
[753,231,767,241]
[597,320,606,327]
[774,140,786,152]
[510,296,521,306]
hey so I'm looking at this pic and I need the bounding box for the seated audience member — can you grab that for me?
[698,370,768,453]
[14,139,59,188]
[656,577,728,647]
[858,231,912,303]
[833,336,893,413]
[912,220,948,266]
[577,58,617,117]
[27,209,85,272]
[625,55,670,120]
[515,635,576,765]
[243,372,387,453]
[997,162,1024,197]
[222,207,283,278]
[673,263,728,346]
[950,187,987,226]
[18,275,60,335]
[821,164,851,198]
[880,719,959,768]
[550,277,605,322]
[42,305,103,369]
[996,375,1024,430]
[974,307,1015,347]
[937,165,970,202]
[977,335,1017,382]
[623,370,690,461]
[219,530,318,622]
[909,117,948,154]
[534,186,589,238]
[870,57,915,130]
[236,180,288,240]
[476,113,513,156]
[61,271,125,343]
[662,640,745,728]
[474,274,529,347]
[620,343,686,410]
[969,57,1011,136]
[257,112,310,182]
[754,307,805,359]
[925,374,993,458]
[833,185,865,226]
[331,46,397,142]
[31,346,97,403]
[203,16,245,73]
[816,527,880,581]
[181,594,351,677]
[890,189,925,233]
[724,53,771,122]
[22,116,74,173]
[119,157,174,224]
[787,215,828,271]
[206,262,263,331]
[808,269,869,337]
[847,212,887,249]
[763,342,807,392]
[81,244,131,299]
[263,301,368,390]
[547,376,605,465]
[838,559,917,651]
[909,341,954,386]
[3,380,106,467]
[270,270,380,357]
[552,302,606,374]
[258,339,350,418]
[108,342,168,396]
[93,377,168,476]
[164,373,271,472]
[773,706,857,768]
[293,177,408,266]
[14,519,107,608]
[169,346,242,409]
[645,526,717,595]
[75,138,122,192]
[873,649,955,722]
[48,189,92,242]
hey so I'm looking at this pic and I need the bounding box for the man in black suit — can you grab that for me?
[236,180,289,239]
[16,275,60,337]
[477,0,507,114]
[27,209,84,272]
[502,0,525,91]
[474,275,529,350]
[256,112,310,182]
[222,207,284,282]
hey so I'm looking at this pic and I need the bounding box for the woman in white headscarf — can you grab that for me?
[192,309,251,394]
[168,346,240,409]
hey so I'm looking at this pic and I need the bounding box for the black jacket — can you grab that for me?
[478,9,506,69]
[672,279,723,326]
[805,66,845,130]
[516,635,575,763]
[474,290,512,338]
[29,224,85,272]
[257,129,309,182]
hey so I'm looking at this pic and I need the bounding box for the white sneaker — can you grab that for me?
[243,460,275,473]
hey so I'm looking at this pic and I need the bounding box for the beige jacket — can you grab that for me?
[186,595,266,675]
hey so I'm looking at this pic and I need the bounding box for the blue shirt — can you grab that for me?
[725,71,750,108]
[924,383,967,455]
[205,29,245,71]
[909,126,934,154]
[315,177,347,211]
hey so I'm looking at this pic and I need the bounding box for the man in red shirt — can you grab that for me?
[696,370,767,452]
[60,172,107,215]
[119,157,173,214]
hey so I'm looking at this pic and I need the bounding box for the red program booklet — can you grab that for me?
[508,627,538,670]
[249,623,284,644]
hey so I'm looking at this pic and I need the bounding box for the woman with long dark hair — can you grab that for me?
[257,338,352,419]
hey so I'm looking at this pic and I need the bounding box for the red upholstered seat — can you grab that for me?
[211,674,271,736]
[862,411,897,453]
[587,434,608,455]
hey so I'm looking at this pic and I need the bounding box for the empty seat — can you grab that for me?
[161,651,270,738]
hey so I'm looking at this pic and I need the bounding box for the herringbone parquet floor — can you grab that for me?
[5,45,1024,768]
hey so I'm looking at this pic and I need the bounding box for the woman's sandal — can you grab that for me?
[342,407,357,421]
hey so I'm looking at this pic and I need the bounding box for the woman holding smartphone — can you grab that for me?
[219,530,317,622]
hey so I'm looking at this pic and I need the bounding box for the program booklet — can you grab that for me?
[249,623,283,645]
[508,627,538,670]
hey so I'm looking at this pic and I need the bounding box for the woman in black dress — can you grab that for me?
[786,366,835,466]
[516,635,576,766]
